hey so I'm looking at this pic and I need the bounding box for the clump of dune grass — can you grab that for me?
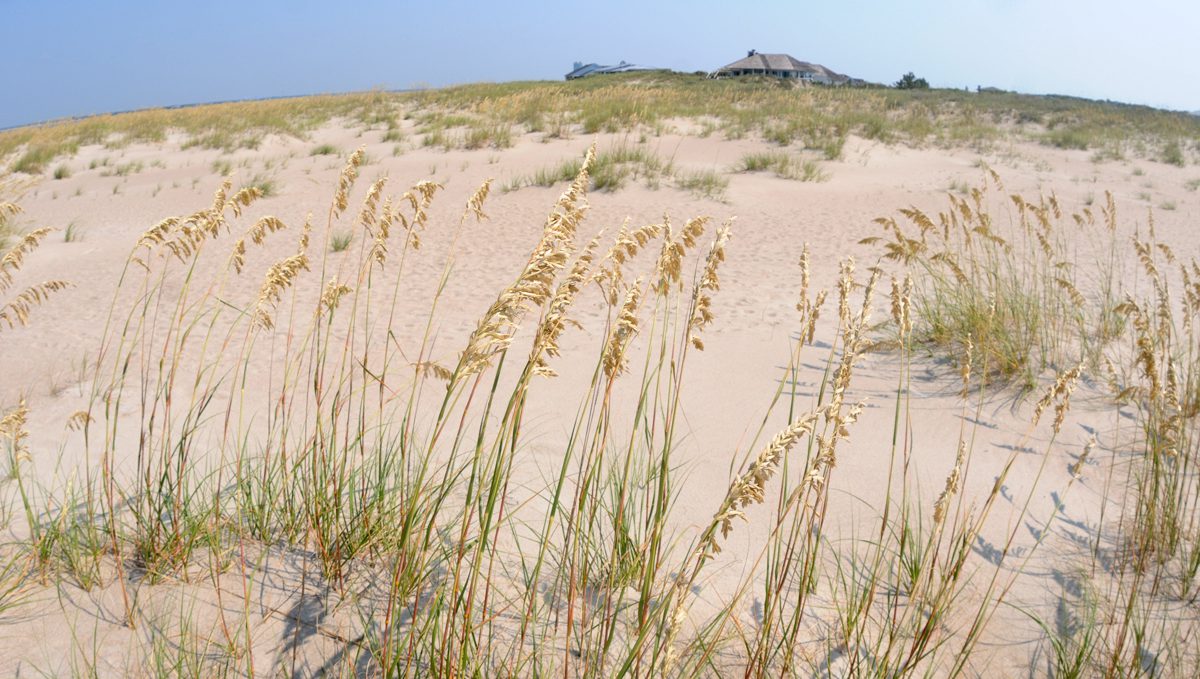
[506,142,675,193]
[62,221,82,243]
[676,168,728,200]
[463,122,512,150]
[100,161,142,177]
[864,175,1200,675]
[1162,139,1186,167]
[246,172,278,197]
[738,151,828,182]
[310,143,338,156]
[382,125,405,143]
[864,171,1123,391]
[329,229,352,252]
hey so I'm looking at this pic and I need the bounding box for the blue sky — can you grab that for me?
[4,0,1198,129]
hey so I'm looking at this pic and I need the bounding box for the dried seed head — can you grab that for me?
[933,441,967,526]
[602,281,642,380]
[594,219,662,304]
[457,146,594,377]
[0,280,71,330]
[415,361,453,381]
[333,147,365,217]
[358,177,388,234]
[531,232,602,377]
[1033,363,1083,433]
[1070,438,1096,479]
[319,277,353,315]
[711,409,824,543]
[0,400,30,465]
[226,185,262,218]
[1,227,54,293]
[462,178,494,223]
[689,220,733,350]
[253,226,311,330]
[66,410,92,432]
[228,216,287,274]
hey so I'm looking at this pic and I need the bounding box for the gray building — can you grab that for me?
[565,60,657,80]
[713,50,850,85]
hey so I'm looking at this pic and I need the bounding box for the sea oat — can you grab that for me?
[333,147,365,217]
[593,219,662,304]
[530,232,602,377]
[254,223,312,330]
[0,280,71,330]
[358,177,388,235]
[229,216,287,274]
[1032,363,1084,433]
[65,410,93,432]
[0,400,29,465]
[688,220,732,350]
[457,146,595,377]
[602,281,641,380]
[461,178,494,223]
[933,441,967,526]
[0,227,54,293]
[319,277,353,315]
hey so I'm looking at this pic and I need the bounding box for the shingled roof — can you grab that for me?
[716,51,848,82]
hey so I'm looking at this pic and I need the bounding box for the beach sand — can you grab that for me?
[1,115,1197,676]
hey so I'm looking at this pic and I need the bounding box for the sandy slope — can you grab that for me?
[1,117,1198,676]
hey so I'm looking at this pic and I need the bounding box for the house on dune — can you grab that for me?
[713,50,852,85]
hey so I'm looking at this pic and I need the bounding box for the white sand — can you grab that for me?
[1,116,1197,676]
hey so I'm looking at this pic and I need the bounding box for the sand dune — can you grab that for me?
[1,105,1198,677]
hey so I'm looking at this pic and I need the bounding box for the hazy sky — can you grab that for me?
[4,0,1198,129]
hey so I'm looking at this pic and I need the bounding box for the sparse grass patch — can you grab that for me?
[52,164,70,180]
[1045,126,1092,150]
[1162,139,1186,167]
[739,150,790,174]
[246,172,278,197]
[1090,144,1125,162]
[507,143,674,193]
[310,143,338,156]
[737,151,827,182]
[12,145,66,174]
[463,123,512,150]
[676,168,728,200]
[63,221,83,242]
[111,161,142,177]
[330,229,352,252]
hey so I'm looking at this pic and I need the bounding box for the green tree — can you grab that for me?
[894,72,930,90]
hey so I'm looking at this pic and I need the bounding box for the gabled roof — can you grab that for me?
[716,52,848,81]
